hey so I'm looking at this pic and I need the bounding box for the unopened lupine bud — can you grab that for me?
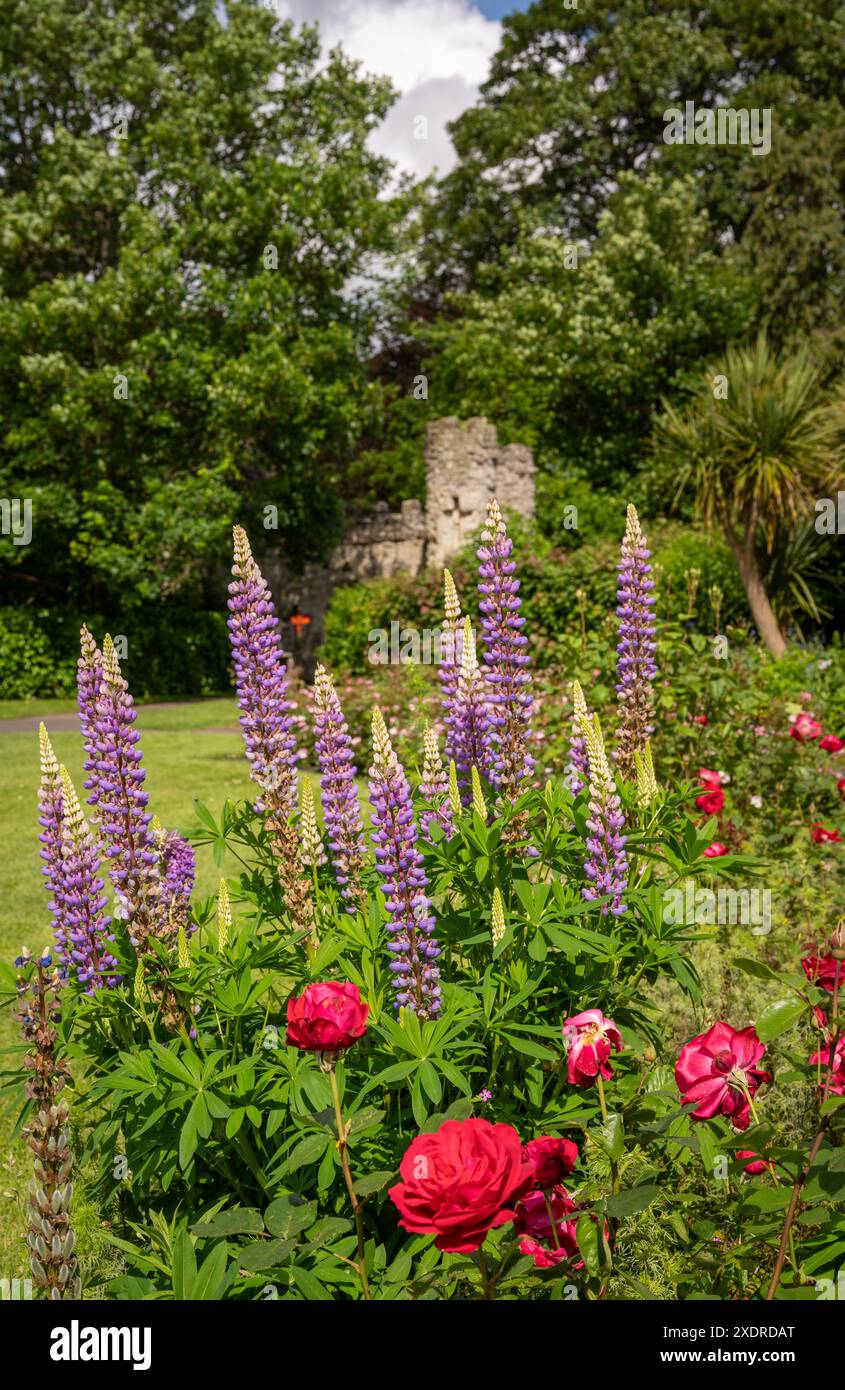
[471,765,487,820]
[448,760,461,818]
[491,888,506,947]
[419,723,453,842]
[177,925,190,969]
[217,879,231,952]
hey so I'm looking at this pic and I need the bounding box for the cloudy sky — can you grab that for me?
[273,0,533,177]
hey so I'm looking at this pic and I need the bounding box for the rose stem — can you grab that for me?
[329,1067,372,1301]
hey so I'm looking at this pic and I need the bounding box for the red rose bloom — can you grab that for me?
[736,1150,774,1176]
[675,1022,771,1131]
[810,1037,845,1098]
[695,788,725,815]
[838,777,845,803]
[286,980,369,1053]
[692,715,709,726]
[790,713,823,742]
[388,1118,535,1253]
[562,1009,622,1085]
[819,735,845,753]
[523,1136,579,1187]
[703,841,729,858]
[514,1186,580,1265]
[810,823,843,844]
[801,953,845,993]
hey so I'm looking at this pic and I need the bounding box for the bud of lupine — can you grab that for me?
[579,709,628,917]
[471,765,488,820]
[369,708,441,1018]
[38,725,66,953]
[448,760,461,818]
[312,664,366,911]
[440,569,463,765]
[419,723,453,842]
[634,742,659,808]
[15,960,81,1299]
[616,505,657,779]
[58,768,120,993]
[217,879,231,952]
[92,635,161,950]
[133,958,147,1003]
[77,626,103,806]
[177,926,190,970]
[477,500,533,797]
[491,888,506,947]
[300,780,326,868]
[452,616,492,797]
[566,682,590,795]
[228,526,315,942]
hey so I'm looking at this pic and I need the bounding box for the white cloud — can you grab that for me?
[273,0,501,175]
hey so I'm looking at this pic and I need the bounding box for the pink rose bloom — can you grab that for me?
[801,953,845,993]
[675,1022,771,1131]
[523,1136,579,1187]
[790,713,823,742]
[697,767,722,789]
[562,1009,622,1085]
[819,735,845,753]
[703,841,729,858]
[810,1037,845,1098]
[514,1186,580,1266]
[810,823,842,844]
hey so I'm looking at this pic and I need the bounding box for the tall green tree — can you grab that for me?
[0,0,408,622]
[429,0,845,365]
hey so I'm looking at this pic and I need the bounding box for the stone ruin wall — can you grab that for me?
[268,417,535,676]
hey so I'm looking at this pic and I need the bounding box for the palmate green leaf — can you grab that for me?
[420,1059,443,1105]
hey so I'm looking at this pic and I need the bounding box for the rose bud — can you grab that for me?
[675,1022,771,1131]
[286,980,369,1067]
[703,841,729,858]
[523,1136,579,1187]
[562,1009,623,1086]
[389,1118,535,1253]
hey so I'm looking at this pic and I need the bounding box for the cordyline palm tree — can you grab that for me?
[654,334,842,657]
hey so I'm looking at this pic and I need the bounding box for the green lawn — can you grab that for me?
[0,697,261,1288]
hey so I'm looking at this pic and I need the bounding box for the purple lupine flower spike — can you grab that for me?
[153,819,196,938]
[369,708,441,1018]
[38,724,67,957]
[419,723,453,842]
[580,708,628,917]
[616,504,657,779]
[92,635,161,950]
[77,625,103,808]
[440,569,463,767]
[312,664,367,912]
[566,681,590,795]
[452,615,492,798]
[59,767,121,992]
[228,526,315,940]
[477,499,533,797]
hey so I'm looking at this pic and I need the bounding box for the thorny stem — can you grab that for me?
[329,1067,371,1301]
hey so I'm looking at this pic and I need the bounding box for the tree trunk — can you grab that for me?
[721,513,787,658]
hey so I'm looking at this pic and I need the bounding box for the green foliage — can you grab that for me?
[0,608,76,699]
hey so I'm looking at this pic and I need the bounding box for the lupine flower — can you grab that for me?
[38,725,65,949]
[369,708,441,1018]
[217,879,231,952]
[448,760,461,818]
[77,626,103,805]
[675,1023,771,1130]
[440,569,463,766]
[471,765,488,820]
[452,616,492,795]
[566,681,590,795]
[14,959,81,1300]
[562,1009,623,1085]
[300,780,327,869]
[228,526,315,939]
[152,818,196,940]
[634,742,659,807]
[477,500,533,796]
[228,526,298,815]
[615,505,657,779]
[91,635,161,951]
[491,887,506,947]
[58,768,120,992]
[579,710,628,916]
[419,723,453,842]
[312,665,366,908]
